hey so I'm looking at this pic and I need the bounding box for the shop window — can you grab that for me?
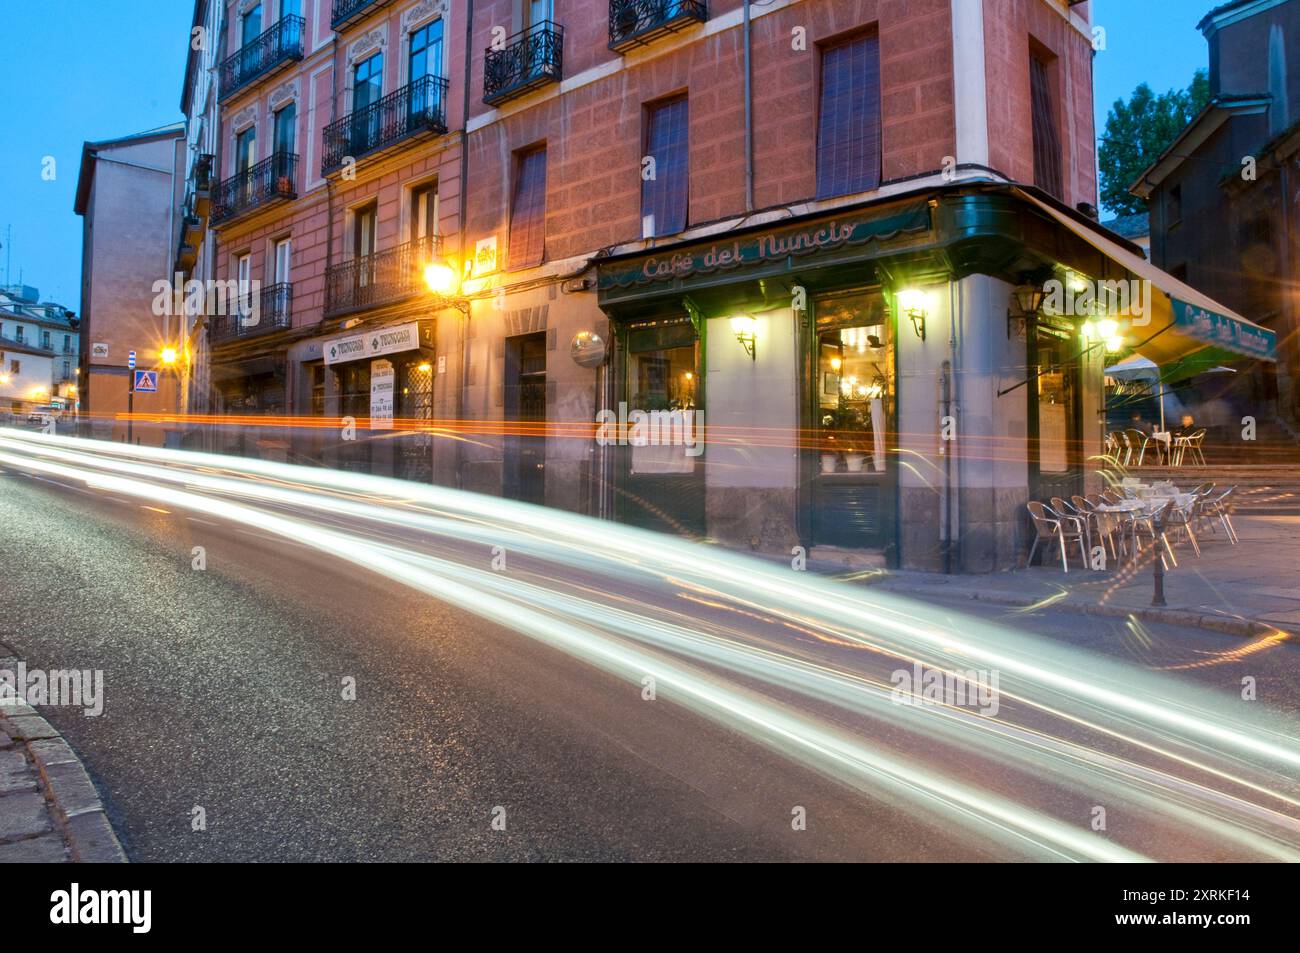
[815,295,889,474]
[642,96,688,237]
[509,146,547,269]
[627,320,699,474]
[1030,49,1063,199]
[815,32,882,200]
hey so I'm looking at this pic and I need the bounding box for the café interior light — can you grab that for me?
[730,314,757,361]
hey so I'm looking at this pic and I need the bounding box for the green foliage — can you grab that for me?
[1099,70,1212,216]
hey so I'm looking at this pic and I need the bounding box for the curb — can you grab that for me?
[0,701,127,863]
[864,581,1281,638]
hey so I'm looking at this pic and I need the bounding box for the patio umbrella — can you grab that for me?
[1105,355,1167,430]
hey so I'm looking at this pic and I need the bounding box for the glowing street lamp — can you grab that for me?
[160,346,179,367]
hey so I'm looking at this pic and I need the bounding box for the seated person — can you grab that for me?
[1173,415,1198,438]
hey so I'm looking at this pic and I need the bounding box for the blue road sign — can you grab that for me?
[133,369,158,393]
[128,350,137,369]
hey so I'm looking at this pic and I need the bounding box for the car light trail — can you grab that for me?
[2,428,1298,861]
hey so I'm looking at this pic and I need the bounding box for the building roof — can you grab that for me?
[1199,0,1293,35]
[1101,213,1150,240]
[74,123,186,216]
[0,335,57,359]
[0,289,79,330]
[1129,94,1272,198]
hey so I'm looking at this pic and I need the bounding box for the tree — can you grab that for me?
[1099,70,1211,216]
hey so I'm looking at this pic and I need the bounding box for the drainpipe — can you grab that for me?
[742,0,753,212]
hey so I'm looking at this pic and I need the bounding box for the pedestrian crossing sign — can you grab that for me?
[133,370,158,393]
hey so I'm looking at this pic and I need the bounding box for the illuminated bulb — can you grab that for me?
[424,261,459,296]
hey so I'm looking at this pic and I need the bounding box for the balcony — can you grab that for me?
[609,0,707,52]
[483,21,563,107]
[211,153,298,227]
[209,284,293,345]
[325,235,441,318]
[219,16,305,101]
[331,0,398,31]
[322,76,450,176]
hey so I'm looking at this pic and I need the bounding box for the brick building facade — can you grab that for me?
[185,0,1271,571]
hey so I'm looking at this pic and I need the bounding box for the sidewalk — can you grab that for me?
[0,652,126,863]
[861,515,1300,636]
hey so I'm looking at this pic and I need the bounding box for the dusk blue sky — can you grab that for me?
[0,0,1213,310]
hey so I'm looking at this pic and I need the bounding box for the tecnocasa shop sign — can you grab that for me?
[597,202,931,292]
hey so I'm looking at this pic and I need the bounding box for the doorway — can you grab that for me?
[505,332,546,504]
[809,290,895,551]
[1029,318,1084,501]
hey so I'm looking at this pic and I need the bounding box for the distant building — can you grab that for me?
[74,124,187,442]
[1102,213,1150,258]
[1131,0,1300,425]
[174,0,226,417]
[0,285,80,416]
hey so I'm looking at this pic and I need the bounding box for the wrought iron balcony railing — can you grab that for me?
[209,284,293,344]
[609,0,707,52]
[322,76,450,175]
[325,235,442,317]
[219,16,305,100]
[211,153,298,226]
[331,0,398,30]
[483,21,563,107]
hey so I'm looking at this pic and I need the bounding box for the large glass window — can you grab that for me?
[816,33,882,199]
[816,294,889,473]
[241,4,263,46]
[273,103,295,156]
[627,320,699,475]
[409,20,444,81]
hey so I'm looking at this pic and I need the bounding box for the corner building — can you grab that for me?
[207,0,1272,571]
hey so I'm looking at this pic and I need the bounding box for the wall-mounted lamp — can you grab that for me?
[424,258,471,314]
[160,346,179,367]
[730,314,757,361]
[1008,284,1046,339]
[897,289,927,341]
[1083,317,1125,353]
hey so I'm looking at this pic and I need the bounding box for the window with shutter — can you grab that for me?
[509,146,547,270]
[816,33,882,200]
[1030,53,1063,199]
[642,97,689,238]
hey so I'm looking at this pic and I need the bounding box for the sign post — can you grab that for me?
[127,351,137,444]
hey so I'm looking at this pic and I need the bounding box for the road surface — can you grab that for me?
[1,430,1297,861]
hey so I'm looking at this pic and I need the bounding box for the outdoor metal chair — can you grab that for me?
[1128,499,1180,568]
[1124,429,1148,466]
[1074,494,1120,562]
[1172,428,1208,466]
[1027,501,1088,572]
[1200,486,1239,544]
[1163,495,1202,558]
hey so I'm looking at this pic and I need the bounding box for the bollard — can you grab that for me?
[1151,504,1170,607]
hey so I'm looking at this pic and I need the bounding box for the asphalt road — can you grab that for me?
[1,452,1298,862]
